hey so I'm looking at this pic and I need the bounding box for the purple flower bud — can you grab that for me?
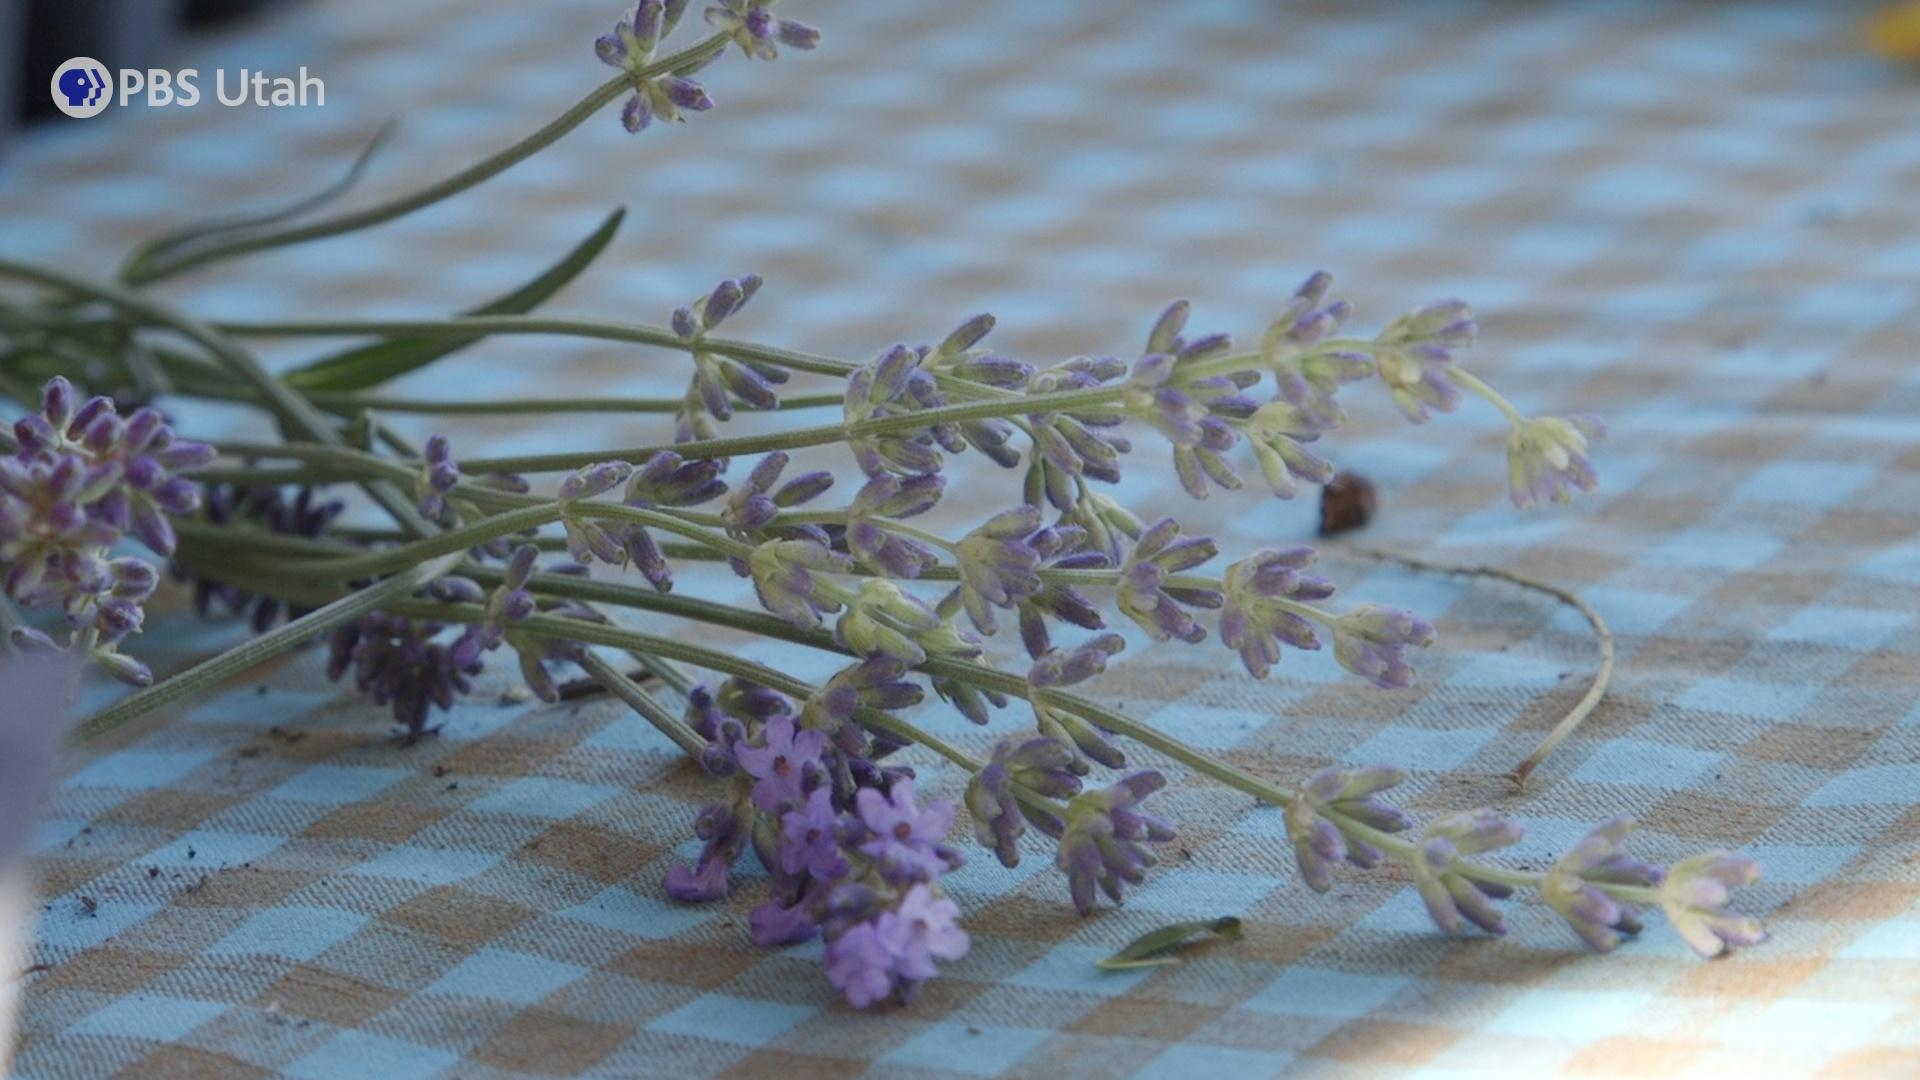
[1117,519,1218,644]
[1331,604,1436,689]
[1660,851,1766,958]
[557,460,634,503]
[774,17,820,50]
[1508,416,1604,509]
[1544,817,1661,952]
[40,378,75,432]
[1220,547,1331,678]
[845,346,944,479]
[1286,766,1410,892]
[1412,809,1524,937]
[702,278,746,330]
[747,538,850,628]
[966,736,1081,868]
[661,75,713,113]
[1056,771,1174,914]
[1027,633,1124,688]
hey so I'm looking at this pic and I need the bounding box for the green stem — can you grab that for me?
[217,315,858,378]
[74,552,464,741]
[574,651,706,758]
[295,499,748,579]
[125,36,728,284]
[1448,367,1526,426]
[779,511,958,554]
[302,390,847,416]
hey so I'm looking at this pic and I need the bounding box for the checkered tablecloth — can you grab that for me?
[5,0,1920,1075]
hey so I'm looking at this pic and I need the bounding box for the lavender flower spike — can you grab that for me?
[1285,766,1411,892]
[1660,851,1766,958]
[1542,816,1662,952]
[1508,416,1605,509]
[1331,604,1436,689]
[722,451,834,535]
[1413,809,1525,936]
[799,656,923,754]
[1056,771,1174,914]
[1261,271,1374,427]
[836,579,942,665]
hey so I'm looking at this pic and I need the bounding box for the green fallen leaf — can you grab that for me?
[284,205,626,392]
[1097,916,1244,971]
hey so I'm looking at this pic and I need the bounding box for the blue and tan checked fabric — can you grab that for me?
[4,0,1920,1075]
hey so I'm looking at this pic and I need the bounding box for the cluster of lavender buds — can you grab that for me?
[666,680,968,1007]
[326,615,484,742]
[671,275,788,442]
[597,1,716,133]
[0,0,1770,1014]
[596,0,816,136]
[1,377,211,683]
[1285,767,1763,957]
[178,485,344,630]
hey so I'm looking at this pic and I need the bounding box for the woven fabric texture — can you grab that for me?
[4,0,1919,1076]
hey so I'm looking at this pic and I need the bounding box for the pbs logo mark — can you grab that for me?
[51,57,112,119]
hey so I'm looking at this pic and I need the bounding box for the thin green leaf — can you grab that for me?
[1097,917,1244,971]
[72,552,463,743]
[121,119,399,281]
[284,206,626,392]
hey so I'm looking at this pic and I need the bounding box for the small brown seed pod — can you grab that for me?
[1318,471,1378,537]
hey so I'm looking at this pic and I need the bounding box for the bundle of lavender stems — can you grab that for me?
[0,1,1763,1008]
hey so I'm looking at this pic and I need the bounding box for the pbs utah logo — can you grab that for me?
[52,57,112,118]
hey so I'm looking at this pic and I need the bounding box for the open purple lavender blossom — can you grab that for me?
[662,682,969,1006]
[0,0,1770,1013]
[2,377,211,685]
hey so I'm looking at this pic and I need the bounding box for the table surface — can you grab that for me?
[5,0,1920,1076]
